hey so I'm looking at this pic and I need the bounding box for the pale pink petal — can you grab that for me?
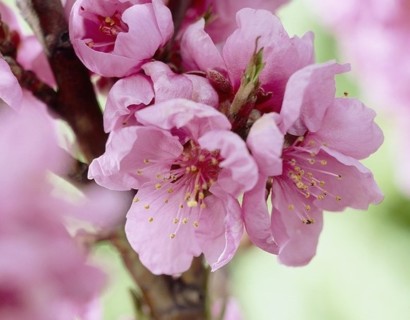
[142,61,194,102]
[136,99,231,141]
[151,0,174,43]
[242,176,279,254]
[0,58,23,110]
[88,126,182,190]
[196,194,243,271]
[180,19,225,72]
[310,147,384,211]
[199,130,258,196]
[104,74,154,132]
[125,186,202,275]
[281,61,350,134]
[185,74,219,107]
[271,179,324,266]
[246,113,284,176]
[309,98,384,159]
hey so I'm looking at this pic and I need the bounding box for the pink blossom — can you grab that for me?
[69,0,173,77]
[89,99,258,274]
[243,61,384,265]
[104,61,218,132]
[0,109,106,320]
[184,0,289,43]
[181,8,314,114]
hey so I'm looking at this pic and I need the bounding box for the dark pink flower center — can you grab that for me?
[134,140,223,238]
[281,137,343,224]
[80,6,129,52]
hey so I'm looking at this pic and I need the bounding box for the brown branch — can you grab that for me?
[111,229,209,320]
[3,56,60,111]
[17,0,107,162]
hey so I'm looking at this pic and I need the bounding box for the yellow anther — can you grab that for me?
[310,152,316,158]
[336,196,342,201]
[185,167,191,173]
[319,181,325,187]
[304,192,311,199]
[337,174,343,180]
[187,200,198,207]
[148,217,154,223]
[143,159,150,164]
[288,204,295,211]
[144,204,150,210]
[156,173,163,179]
[193,221,199,228]
[308,140,316,146]
[167,188,174,194]
[164,199,169,204]
[104,16,115,25]
[202,183,208,190]
[190,165,198,172]
[182,218,188,224]
[297,136,304,142]
[320,160,327,165]
[170,233,176,239]
[198,192,205,200]
[173,218,179,224]
[296,181,305,189]
[289,159,297,166]
[155,183,162,190]
[179,204,184,209]
[305,204,311,212]
[86,41,94,48]
[200,203,206,209]
[198,155,206,161]
[308,159,315,164]
[133,197,140,203]
[302,218,314,225]
[211,158,218,165]
[317,194,325,200]
[137,170,143,175]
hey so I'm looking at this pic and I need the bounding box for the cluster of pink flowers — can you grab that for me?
[306,0,410,196]
[67,0,384,275]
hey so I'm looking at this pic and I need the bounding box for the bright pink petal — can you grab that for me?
[246,113,284,176]
[104,74,154,132]
[180,19,225,72]
[136,99,231,141]
[242,175,279,254]
[281,61,350,134]
[88,126,182,190]
[199,130,258,196]
[309,98,384,159]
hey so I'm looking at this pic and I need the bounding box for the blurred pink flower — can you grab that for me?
[0,109,106,320]
[243,62,384,265]
[89,99,258,275]
[69,0,173,77]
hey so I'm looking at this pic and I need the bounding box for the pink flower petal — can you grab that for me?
[243,176,279,254]
[281,61,350,134]
[0,58,23,111]
[136,99,231,141]
[199,130,258,196]
[309,98,384,159]
[246,113,284,176]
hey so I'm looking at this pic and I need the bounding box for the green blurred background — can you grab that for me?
[5,0,410,318]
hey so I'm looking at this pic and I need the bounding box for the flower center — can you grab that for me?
[79,6,129,52]
[133,140,223,238]
[282,137,343,224]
